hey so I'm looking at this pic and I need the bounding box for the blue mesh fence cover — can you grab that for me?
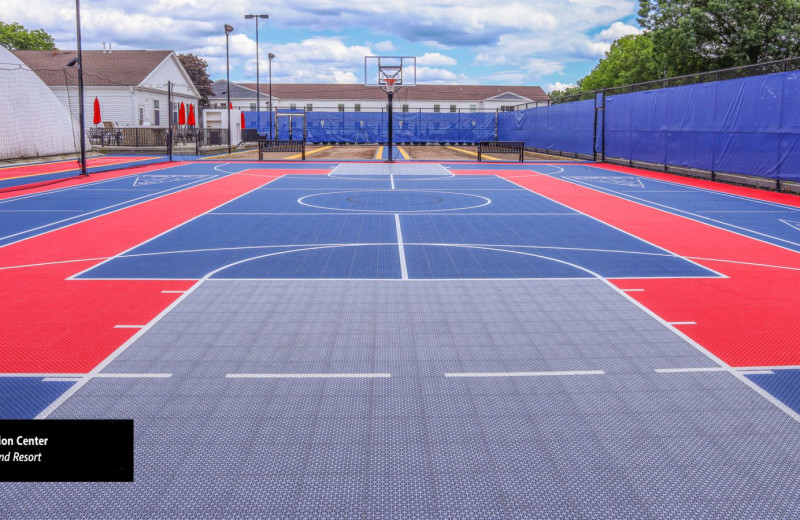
[496,100,595,156]
[605,70,800,181]
[244,111,497,144]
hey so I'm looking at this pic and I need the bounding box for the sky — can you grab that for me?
[5,0,643,92]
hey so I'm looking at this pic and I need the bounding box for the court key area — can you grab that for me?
[2,161,800,517]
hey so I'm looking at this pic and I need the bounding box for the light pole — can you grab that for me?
[224,23,234,154]
[268,52,275,140]
[244,14,268,134]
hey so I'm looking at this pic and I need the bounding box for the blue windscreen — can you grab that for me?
[496,100,595,156]
[605,70,800,181]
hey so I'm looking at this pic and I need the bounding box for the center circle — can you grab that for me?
[346,193,443,207]
[298,190,491,213]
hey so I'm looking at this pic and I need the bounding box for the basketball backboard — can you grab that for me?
[365,56,416,93]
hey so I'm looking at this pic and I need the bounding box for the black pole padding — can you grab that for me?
[387,91,393,163]
[167,81,173,161]
[75,0,88,175]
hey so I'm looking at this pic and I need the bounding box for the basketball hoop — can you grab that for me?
[383,78,398,94]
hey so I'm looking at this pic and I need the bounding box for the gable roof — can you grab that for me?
[12,50,174,87]
[213,81,549,103]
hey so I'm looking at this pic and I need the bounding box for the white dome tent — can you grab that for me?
[0,45,87,160]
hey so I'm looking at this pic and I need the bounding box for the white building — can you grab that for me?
[209,80,551,114]
[13,49,200,129]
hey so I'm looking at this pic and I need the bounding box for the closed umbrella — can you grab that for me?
[92,97,101,125]
[178,102,186,125]
[187,104,196,126]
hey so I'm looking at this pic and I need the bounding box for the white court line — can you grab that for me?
[565,171,800,253]
[41,377,84,382]
[668,321,696,325]
[114,325,146,329]
[38,176,288,418]
[445,370,605,378]
[68,174,287,279]
[226,373,391,379]
[296,189,492,214]
[500,175,726,279]
[390,174,395,190]
[94,373,172,378]
[161,290,187,294]
[0,170,218,248]
[622,288,645,292]
[738,370,775,375]
[655,367,727,373]
[395,214,409,280]
[0,209,83,213]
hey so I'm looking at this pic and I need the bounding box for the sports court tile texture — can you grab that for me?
[4,280,800,517]
[3,161,800,517]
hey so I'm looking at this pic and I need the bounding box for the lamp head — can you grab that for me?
[268,53,275,60]
[224,24,234,34]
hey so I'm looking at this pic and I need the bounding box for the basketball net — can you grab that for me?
[381,78,396,94]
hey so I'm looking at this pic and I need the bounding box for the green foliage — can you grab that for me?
[178,53,214,107]
[0,21,55,51]
[548,86,581,102]
[579,34,663,90]
[638,0,800,75]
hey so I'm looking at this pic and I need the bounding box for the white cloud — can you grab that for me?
[374,40,396,52]
[545,81,577,92]
[417,52,457,66]
[597,21,642,42]
[8,0,642,86]
[416,66,468,84]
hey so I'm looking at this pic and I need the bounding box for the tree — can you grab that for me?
[178,53,214,107]
[0,21,55,51]
[548,85,582,102]
[578,33,663,90]
[638,0,800,75]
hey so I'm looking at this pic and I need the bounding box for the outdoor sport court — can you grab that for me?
[2,159,800,517]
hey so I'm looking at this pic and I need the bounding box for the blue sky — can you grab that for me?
[6,0,642,92]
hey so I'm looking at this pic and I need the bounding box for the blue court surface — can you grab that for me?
[0,169,221,247]
[76,174,718,281]
[544,164,800,253]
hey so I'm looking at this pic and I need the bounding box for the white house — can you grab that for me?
[209,80,551,114]
[13,49,201,129]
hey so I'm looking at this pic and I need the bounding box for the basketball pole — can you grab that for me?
[387,90,393,163]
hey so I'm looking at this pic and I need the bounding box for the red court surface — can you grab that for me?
[0,171,281,373]
[502,169,800,367]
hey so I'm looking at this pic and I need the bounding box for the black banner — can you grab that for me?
[0,420,133,482]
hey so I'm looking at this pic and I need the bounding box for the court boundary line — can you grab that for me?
[0,175,218,245]
[557,171,800,254]
[500,174,726,279]
[504,167,800,423]
[0,166,225,251]
[67,174,287,280]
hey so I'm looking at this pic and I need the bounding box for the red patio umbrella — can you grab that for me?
[178,102,186,125]
[241,112,246,128]
[92,97,101,125]
[229,102,233,109]
[187,104,196,126]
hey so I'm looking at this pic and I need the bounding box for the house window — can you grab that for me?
[153,100,160,126]
[500,105,515,112]
[355,104,361,112]
[433,104,440,113]
[402,104,409,113]
[172,102,178,124]
[290,103,296,110]
[338,104,344,112]
[470,104,477,113]
[450,105,457,113]
[306,103,313,111]
[249,103,256,111]
[138,107,144,126]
